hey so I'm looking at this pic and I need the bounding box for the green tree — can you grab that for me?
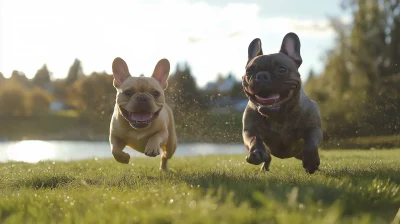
[32,64,52,90]
[164,63,212,140]
[306,0,400,138]
[165,63,204,110]
[342,0,400,135]
[10,70,31,88]
[66,59,84,85]
[68,72,115,121]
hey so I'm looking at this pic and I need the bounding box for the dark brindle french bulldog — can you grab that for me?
[242,32,323,174]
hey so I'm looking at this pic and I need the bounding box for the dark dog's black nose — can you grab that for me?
[256,72,271,81]
[136,94,148,102]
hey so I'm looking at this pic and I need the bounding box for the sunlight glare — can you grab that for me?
[6,140,56,163]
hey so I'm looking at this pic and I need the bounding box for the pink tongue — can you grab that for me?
[255,94,280,105]
[131,112,152,121]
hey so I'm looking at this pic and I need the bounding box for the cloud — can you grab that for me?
[257,17,335,39]
[0,0,341,86]
[228,30,243,38]
[186,0,344,19]
[187,37,204,44]
[188,30,244,44]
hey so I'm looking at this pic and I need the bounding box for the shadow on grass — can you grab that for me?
[319,166,400,183]
[14,171,161,190]
[177,167,400,221]
[15,175,76,189]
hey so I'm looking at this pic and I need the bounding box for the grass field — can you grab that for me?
[1,149,399,224]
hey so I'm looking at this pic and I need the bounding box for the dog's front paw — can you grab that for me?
[302,150,320,174]
[144,142,161,157]
[112,151,130,164]
[246,148,270,165]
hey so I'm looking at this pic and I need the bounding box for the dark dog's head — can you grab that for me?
[112,57,170,129]
[242,32,303,117]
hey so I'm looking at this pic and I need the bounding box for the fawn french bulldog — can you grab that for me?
[109,57,177,170]
[242,32,323,174]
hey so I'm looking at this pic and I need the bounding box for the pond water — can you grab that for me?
[0,140,246,163]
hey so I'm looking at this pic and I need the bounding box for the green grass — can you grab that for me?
[1,150,399,224]
[323,135,400,149]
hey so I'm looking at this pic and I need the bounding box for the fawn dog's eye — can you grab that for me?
[152,91,161,98]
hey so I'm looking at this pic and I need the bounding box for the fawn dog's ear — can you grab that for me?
[112,57,131,88]
[152,58,170,90]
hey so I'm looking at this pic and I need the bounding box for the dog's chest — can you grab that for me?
[127,131,148,141]
[257,119,303,157]
[122,130,151,153]
[258,121,301,143]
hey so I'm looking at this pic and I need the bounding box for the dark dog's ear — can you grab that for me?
[152,58,170,90]
[280,32,302,67]
[112,57,131,88]
[247,38,263,66]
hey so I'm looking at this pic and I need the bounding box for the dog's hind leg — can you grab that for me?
[160,146,169,171]
[160,140,176,171]
[160,119,177,171]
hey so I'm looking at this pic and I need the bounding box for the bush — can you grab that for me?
[27,87,52,115]
[0,81,28,116]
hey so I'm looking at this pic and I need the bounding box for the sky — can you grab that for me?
[0,0,349,87]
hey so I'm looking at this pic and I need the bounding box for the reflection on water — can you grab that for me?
[0,140,245,163]
[6,141,57,163]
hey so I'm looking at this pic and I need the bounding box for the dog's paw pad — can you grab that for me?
[144,147,161,157]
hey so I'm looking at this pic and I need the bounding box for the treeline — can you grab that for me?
[0,59,244,142]
[0,70,52,116]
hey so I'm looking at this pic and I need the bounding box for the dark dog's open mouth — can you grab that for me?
[244,87,296,108]
[119,107,162,128]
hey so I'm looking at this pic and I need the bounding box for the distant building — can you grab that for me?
[205,82,217,92]
[49,100,65,111]
[49,100,75,111]
[204,73,247,114]
[217,74,236,93]
[210,97,248,114]
[206,74,237,92]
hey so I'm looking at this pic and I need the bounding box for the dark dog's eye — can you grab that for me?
[246,67,255,75]
[123,90,134,97]
[152,91,161,98]
[278,66,288,74]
